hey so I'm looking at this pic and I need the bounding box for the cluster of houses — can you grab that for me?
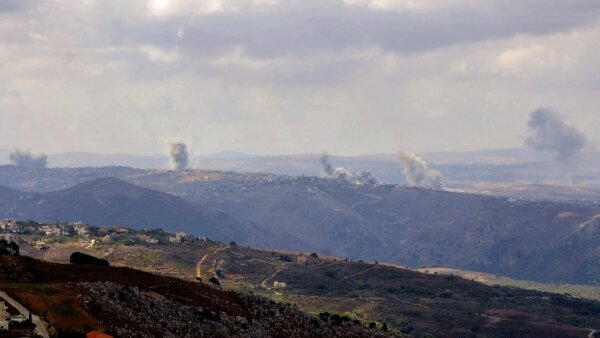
[0,219,208,250]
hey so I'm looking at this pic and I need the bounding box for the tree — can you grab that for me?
[0,239,19,256]
[8,241,19,256]
[0,239,8,255]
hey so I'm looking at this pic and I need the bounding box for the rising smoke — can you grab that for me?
[167,141,189,170]
[525,108,588,166]
[319,152,334,176]
[319,151,379,186]
[396,152,444,190]
[9,149,48,169]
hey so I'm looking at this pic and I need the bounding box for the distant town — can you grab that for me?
[0,219,210,251]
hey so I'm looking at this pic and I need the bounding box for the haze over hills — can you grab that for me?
[1,169,600,285]
[0,177,259,243]
[4,147,600,197]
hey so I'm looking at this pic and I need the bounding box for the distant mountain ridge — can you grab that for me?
[3,148,600,188]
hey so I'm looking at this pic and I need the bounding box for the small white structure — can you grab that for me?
[273,281,287,288]
[34,241,47,250]
[169,232,189,243]
[9,314,27,323]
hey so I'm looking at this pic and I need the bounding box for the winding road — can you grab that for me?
[0,290,49,338]
[196,245,231,278]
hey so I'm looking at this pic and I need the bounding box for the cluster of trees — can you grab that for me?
[0,239,19,256]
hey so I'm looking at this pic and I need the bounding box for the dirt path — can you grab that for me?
[196,245,231,278]
[0,290,49,338]
[589,329,596,338]
[261,267,286,289]
[351,194,383,209]
[344,267,375,280]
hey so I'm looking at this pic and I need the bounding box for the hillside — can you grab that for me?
[1,168,600,284]
[0,254,394,337]
[183,178,600,284]
[0,178,258,243]
[16,235,600,337]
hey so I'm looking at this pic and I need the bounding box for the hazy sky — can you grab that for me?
[1,0,599,156]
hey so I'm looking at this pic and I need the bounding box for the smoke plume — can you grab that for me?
[319,152,334,176]
[525,108,588,166]
[167,141,189,170]
[396,152,444,190]
[9,149,48,169]
[319,151,379,186]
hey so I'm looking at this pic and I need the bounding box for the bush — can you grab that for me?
[400,324,414,334]
[0,239,19,256]
[278,255,293,262]
[69,252,110,266]
[209,277,221,286]
[310,253,319,259]
[330,314,341,323]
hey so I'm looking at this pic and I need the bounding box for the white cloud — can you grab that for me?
[495,45,571,76]
[139,46,181,63]
[211,45,266,68]
[343,0,484,11]
[147,0,279,16]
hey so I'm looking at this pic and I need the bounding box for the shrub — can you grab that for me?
[400,324,414,334]
[278,255,293,262]
[209,277,221,286]
[0,239,19,256]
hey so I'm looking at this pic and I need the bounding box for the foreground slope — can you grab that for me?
[0,254,393,338]
[18,235,600,338]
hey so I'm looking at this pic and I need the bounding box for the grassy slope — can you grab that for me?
[19,239,600,336]
[418,267,600,301]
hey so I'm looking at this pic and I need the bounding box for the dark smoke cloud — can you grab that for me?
[167,141,189,170]
[525,107,588,164]
[319,151,334,176]
[396,152,444,190]
[9,149,48,169]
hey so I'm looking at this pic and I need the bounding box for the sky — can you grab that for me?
[0,0,599,156]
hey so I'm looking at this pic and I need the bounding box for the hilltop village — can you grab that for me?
[0,219,206,251]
